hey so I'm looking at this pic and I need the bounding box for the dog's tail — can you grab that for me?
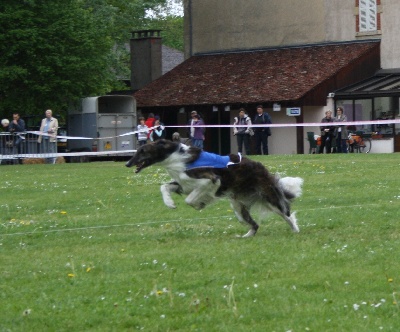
[278,176,304,200]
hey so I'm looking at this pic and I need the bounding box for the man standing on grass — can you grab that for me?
[8,113,26,157]
[253,105,272,155]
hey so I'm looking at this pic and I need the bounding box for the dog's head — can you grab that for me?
[172,132,180,141]
[126,139,180,173]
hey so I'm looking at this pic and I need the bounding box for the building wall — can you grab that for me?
[184,0,399,69]
[185,0,326,55]
[381,0,400,68]
[324,0,356,42]
[183,0,398,154]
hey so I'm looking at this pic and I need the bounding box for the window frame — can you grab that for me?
[359,0,378,32]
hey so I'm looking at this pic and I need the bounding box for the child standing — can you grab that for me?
[136,117,149,146]
[150,119,166,141]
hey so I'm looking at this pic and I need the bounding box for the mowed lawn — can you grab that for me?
[1,153,400,331]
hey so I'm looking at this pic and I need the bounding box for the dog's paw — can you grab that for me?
[164,201,177,209]
[289,212,300,232]
[162,197,177,209]
[236,229,257,238]
[186,201,205,210]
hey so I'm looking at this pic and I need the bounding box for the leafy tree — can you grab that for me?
[144,16,184,51]
[143,0,184,51]
[0,0,175,119]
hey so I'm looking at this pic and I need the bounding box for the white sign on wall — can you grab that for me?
[286,107,301,116]
[273,103,281,112]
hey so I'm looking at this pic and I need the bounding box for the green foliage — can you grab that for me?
[0,0,120,116]
[0,0,183,119]
[1,153,400,331]
[145,16,184,51]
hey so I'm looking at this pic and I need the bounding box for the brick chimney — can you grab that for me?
[130,30,162,91]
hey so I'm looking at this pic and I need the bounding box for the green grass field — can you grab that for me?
[1,153,400,331]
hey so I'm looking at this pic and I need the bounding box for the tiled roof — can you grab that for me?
[134,41,380,107]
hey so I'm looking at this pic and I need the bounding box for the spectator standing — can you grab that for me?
[38,109,58,164]
[334,106,348,153]
[191,114,205,149]
[187,110,198,140]
[1,119,11,163]
[1,119,9,131]
[8,113,26,156]
[136,117,149,146]
[233,108,252,155]
[319,110,335,154]
[150,119,166,141]
[253,105,272,155]
[145,113,156,139]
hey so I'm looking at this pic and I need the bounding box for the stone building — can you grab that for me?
[134,0,400,154]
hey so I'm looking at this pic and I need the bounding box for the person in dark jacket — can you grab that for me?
[319,110,335,154]
[334,107,348,153]
[191,114,205,149]
[253,105,272,155]
[8,113,26,155]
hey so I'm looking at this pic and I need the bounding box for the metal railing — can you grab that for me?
[0,132,58,164]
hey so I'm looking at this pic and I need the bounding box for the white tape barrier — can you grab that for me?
[0,150,136,159]
[1,118,399,160]
[1,118,399,142]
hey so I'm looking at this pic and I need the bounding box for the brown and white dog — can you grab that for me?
[126,139,303,237]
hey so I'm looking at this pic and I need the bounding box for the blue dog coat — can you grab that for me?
[186,151,241,170]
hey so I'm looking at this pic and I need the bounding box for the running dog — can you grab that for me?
[126,139,303,237]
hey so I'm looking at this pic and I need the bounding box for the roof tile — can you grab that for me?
[134,41,380,107]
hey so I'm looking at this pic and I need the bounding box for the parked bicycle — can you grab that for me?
[347,131,371,153]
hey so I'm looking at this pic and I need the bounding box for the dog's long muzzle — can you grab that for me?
[125,158,135,168]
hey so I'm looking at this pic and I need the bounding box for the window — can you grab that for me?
[337,97,397,136]
[359,0,377,32]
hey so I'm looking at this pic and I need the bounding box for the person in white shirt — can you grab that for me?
[38,109,58,163]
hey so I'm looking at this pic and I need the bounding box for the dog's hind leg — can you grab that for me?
[274,205,299,233]
[264,197,300,233]
[160,182,182,209]
[230,200,259,238]
[185,178,220,210]
[283,212,299,233]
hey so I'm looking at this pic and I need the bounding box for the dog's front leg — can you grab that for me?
[160,182,181,209]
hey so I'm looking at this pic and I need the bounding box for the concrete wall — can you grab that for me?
[381,0,400,68]
[184,0,399,70]
[185,0,326,55]
[324,0,356,42]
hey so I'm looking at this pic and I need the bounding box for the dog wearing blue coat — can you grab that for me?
[126,139,303,237]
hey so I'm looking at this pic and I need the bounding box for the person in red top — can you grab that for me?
[145,113,155,139]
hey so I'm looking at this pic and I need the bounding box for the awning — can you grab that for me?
[334,69,400,97]
[134,41,380,108]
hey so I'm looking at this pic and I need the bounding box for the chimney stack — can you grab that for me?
[130,29,162,91]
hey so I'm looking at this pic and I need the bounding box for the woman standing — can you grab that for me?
[334,107,348,153]
[233,108,252,155]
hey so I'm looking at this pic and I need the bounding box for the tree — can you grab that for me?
[144,0,184,51]
[0,0,171,119]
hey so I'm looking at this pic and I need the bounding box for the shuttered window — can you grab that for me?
[359,0,377,32]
